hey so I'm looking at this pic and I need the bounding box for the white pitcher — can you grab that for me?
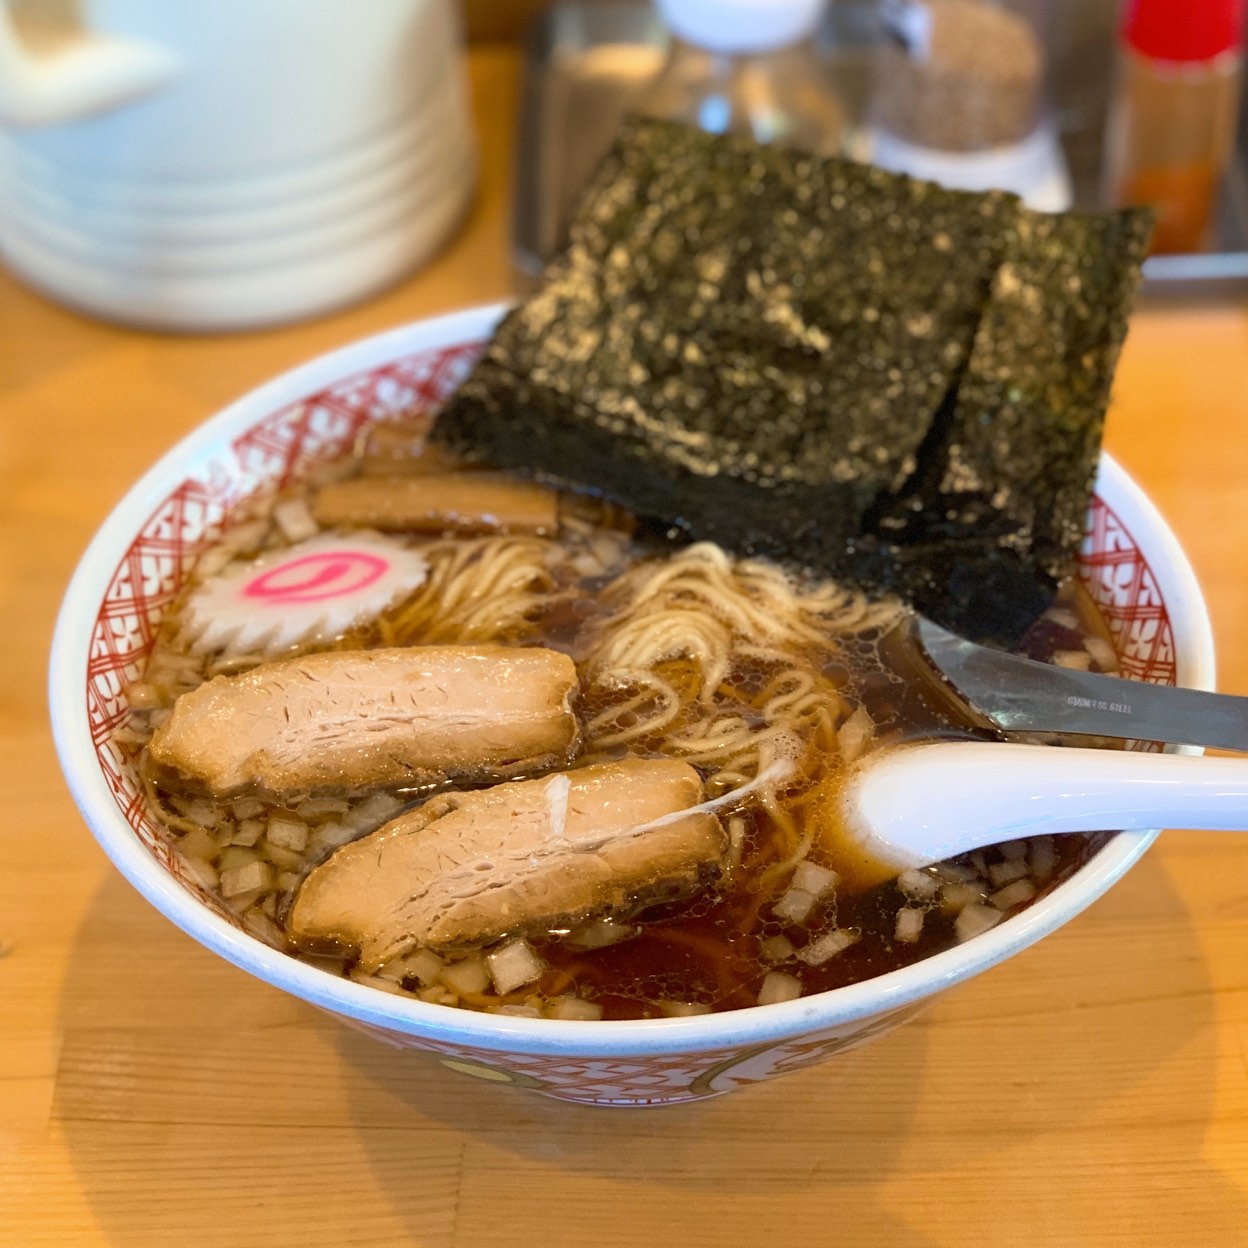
[0,0,476,329]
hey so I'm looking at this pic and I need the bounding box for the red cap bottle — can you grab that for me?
[1122,0,1245,64]
[1107,0,1246,253]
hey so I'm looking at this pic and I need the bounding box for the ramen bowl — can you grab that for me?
[50,303,1215,1106]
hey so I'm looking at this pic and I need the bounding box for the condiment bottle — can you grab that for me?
[874,0,1046,153]
[864,0,1071,211]
[1104,0,1245,254]
[640,0,846,154]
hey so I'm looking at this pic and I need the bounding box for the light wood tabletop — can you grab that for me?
[3,45,1247,1248]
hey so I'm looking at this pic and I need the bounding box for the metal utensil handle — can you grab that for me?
[917,618,1248,752]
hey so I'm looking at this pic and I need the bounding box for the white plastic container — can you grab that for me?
[0,0,475,330]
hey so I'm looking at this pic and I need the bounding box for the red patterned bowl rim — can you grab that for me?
[49,302,1217,1058]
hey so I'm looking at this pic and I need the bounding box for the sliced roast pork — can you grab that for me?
[312,473,559,535]
[148,645,579,799]
[288,758,726,966]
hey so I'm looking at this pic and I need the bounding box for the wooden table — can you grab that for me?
[3,47,1247,1247]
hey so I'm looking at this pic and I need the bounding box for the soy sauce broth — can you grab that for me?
[123,436,1124,1022]
[360,580,1115,1020]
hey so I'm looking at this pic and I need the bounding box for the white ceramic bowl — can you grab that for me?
[50,303,1215,1106]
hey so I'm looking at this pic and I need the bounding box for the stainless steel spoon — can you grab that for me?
[913,618,1248,752]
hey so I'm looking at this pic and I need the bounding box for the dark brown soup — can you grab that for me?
[118,424,1121,1021]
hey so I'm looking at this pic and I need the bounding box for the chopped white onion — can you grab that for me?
[894,907,925,943]
[837,705,874,763]
[1085,635,1118,672]
[934,862,979,885]
[126,682,164,710]
[266,816,309,853]
[295,796,349,819]
[565,918,638,950]
[178,827,217,864]
[1054,649,1092,671]
[312,821,361,852]
[759,934,796,963]
[402,947,445,986]
[496,1004,543,1018]
[217,845,261,872]
[109,725,150,751]
[348,968,406,996]
[180,855,218,890]
[231,818,265,847]
[897,867,941,900]
[590,533,626,570]
[220,859,274,899]
[243,908,284,946]
[940,882,987,915]
[263,843,303,872]
[276,870,302,894]
[758,971,803,1005]
[149,651,204,680]
[344,794,405,833]
[297,952,347,977]
[181,799,219,829]
[955,902,1005,942]
[791,860,838,898]
[438,957,490,996]
[988,858,1030,887]
[1030,836,1057,881]
[796,928,858,966]
[417,985,457,1007]
[486,939,546,995]
[274,498,319,543]
[546,996,604,1021]
[659,1000,712,1017]
[991,879,1037,911]
[218,518,269,558]
[774,888,817,925]
[192,545,234,580]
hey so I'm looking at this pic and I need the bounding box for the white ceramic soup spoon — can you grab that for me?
[838,618,1248,872]
[839,739,1248,872]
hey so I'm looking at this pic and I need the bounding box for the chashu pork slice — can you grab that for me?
[312,472,559,536]
[148,645,579,800]
[288,758,726,967]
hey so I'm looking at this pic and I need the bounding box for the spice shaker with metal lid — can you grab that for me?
[865,0,1071,210]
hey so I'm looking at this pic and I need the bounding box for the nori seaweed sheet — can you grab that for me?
[434,118,1151,645]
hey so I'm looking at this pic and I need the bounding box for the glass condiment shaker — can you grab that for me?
[865,0,1071,210]
[1103,0,1245,254]
[640,0,846,154]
